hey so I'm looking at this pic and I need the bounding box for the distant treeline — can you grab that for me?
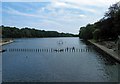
[79,2,120,41]
[1,25,77,38]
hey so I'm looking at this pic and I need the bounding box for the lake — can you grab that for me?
[2,37,119,82]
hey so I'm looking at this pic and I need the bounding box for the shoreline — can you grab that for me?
[88,40,120,63]
[0,40,13,52]
[0,40,14,46]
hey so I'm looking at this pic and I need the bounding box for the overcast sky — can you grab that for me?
[1,0,119,34]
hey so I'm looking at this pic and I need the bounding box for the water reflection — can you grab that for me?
[2,37,119,82]
[80,39,119,82]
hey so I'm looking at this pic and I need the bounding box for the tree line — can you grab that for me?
[79,2,120,41]
[1,25,76,38]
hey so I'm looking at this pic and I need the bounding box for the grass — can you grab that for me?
[89,39,98,43]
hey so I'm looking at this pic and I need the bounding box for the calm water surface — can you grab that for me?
[2,37,119,82]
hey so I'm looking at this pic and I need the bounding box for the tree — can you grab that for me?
[79,2,120,41]
[93,29,101,41]
[79,24,96,40]
[1,25,74,38]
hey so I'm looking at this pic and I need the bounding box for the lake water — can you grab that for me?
[2,37,119,82]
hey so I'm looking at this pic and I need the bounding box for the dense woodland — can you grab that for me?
[1,26,75,38]
[79,2,120,41]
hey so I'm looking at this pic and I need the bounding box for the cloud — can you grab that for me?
[60,0,119,7]
[46,0,98,14]
[2,0,119,4]
[3,7,47,19]
[53,1,68,8]
[2,0,119,34]
[2,0,46,2]
[79,15,87,18]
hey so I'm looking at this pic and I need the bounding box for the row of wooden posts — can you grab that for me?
[5,47,93,52]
